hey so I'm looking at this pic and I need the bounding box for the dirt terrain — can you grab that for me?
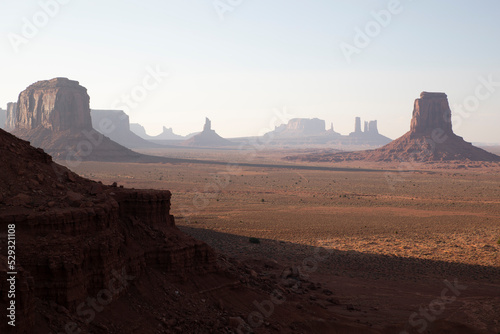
[66,147,500,333]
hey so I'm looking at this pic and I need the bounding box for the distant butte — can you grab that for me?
[182,117,235,147]
[289,92,500,162]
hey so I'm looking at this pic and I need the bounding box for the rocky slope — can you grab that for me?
[0,127,389,334]
[289,92,500,162]
[0,127,219,333]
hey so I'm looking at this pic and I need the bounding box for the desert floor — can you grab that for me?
[65,147,500,333]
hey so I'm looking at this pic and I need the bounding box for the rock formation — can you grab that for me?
[348,117,390,146]
[292,92,500,162]
[203,117,212,132]
[91,110,161,148]
[130,123,185,141]
[182,118,235,147]
[282,118,326,136]
[350,117,379,136]
[0,107,5,129]
[257,116,390,149]
[364,120,378,134]
[0,128,216,333]
[354,117,362,133]
[0,127,386,333]
[5,102,17,131]
[410,92,453,135]
[360,91,500,161]
[15,78,91,131]
[10,78,169,163]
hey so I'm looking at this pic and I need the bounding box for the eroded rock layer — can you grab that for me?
[0,128,216,333]
[15,78,92,132]
[11,78,163,162]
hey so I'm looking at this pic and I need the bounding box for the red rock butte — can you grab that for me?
[289,91,500,162]
[15,78,92,132]
[410,92,453,135]
[10,78,169,162]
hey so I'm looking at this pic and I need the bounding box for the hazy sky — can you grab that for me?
[1,0,500,143]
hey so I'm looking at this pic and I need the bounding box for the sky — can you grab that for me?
[1,0,500,143]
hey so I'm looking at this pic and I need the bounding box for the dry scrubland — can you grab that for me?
[70,148,500,268]
[67,147,500,333]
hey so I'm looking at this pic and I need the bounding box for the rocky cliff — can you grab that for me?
[10,78,170,163]
[5,102,17,131]
[284,118,326,136]
[1,127,381,334]
[0,128,216,333]
[410,92,453,135]
[364,120,378,134]
[354,117,362,133]
[15,78,91,131]
[0,108,5,129]
[91,110,161,149]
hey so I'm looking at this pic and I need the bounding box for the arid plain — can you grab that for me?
[66,147,500,333]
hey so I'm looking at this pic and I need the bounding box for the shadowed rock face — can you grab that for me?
[0,108,5,129]
[410,92,453,135]
[0,128,217,333]
[10,78,168,162]
[16,78,92,131]
[5,102,17,131]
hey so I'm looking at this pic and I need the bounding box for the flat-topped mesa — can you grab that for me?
[410,91,453,135]
[16,77,92,132]
[286,118,326,135]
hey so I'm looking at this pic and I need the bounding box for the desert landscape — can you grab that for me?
[67,148,500,333]
[2,2,500,334]
[1,80,499,334]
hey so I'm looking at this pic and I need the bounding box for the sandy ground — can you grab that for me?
[65,148,500,333]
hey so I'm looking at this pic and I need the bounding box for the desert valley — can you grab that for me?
[0,77,499,334]
[1,2,500,334]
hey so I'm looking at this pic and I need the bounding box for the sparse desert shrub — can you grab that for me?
[249,237,261,244]
[497,238,500,245]
[261,198,265,202]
